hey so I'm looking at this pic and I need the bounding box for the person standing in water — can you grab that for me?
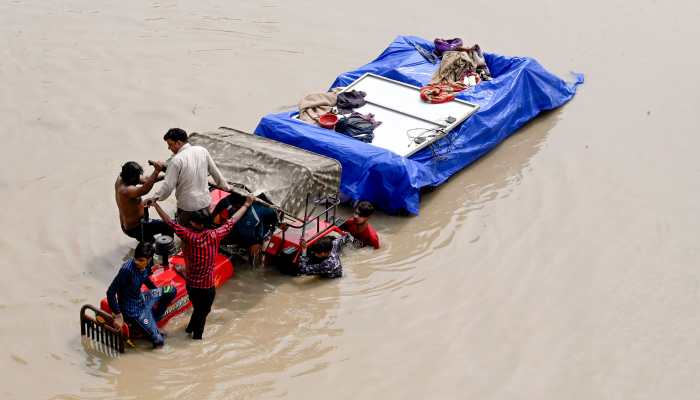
[340,201,380,249]
[149,195,254,340]
[147,128,231,227]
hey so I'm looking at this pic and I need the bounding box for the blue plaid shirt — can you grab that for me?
[106,259,156,318]
[299,235,352,279]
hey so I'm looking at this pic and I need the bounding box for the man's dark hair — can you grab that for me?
[163,128,188,143]
[355,201,375,217]
[120,161,143,186]
[309,236,334,255]
[189,209,212,227]
[134,241,155,259]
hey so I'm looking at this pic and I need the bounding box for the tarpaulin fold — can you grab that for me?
[255,35,583,214]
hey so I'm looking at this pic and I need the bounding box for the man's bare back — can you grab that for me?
[116,176,145,230]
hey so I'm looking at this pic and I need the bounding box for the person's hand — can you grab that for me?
[148,160,165,172]
[144,198,156,207]
[244,196,255,207]
[299,239,307,249]
[249,244,263,268]
[279,223,289,231]
[113,313,124,330]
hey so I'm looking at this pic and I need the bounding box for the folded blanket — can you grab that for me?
[298,92,337,124]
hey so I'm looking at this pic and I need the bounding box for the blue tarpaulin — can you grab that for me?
[255,35,583,215]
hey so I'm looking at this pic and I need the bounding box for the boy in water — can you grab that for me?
[340,201,380,249]
[106,241,177,348]
[298,234,353,278]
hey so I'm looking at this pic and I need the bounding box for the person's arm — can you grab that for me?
[298,254,324,276]
[121,165,162,198]
[339,217,352,232]
[144,173,165,183]
[106,270,125,329]
[143,262,157,290]
[150,201,173,225]
[335,234,353,253]
[206,150,230,191]
[299,255,338,277]
[211,196,233,226]
[144,277,157,290]
[152,158,180,202]
[215,196,254,239]
[149,201,191,239]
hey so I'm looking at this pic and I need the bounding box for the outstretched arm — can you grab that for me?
[299,255,339,277]
[106,272,123,316]
[150,201,173,225]
[144,262,157,289]
[106,271,125,329]
[215,196,255,239]
[152,158,180,202]
[207,151,230,191]
[120,164,162,198]
[148,200,192,241]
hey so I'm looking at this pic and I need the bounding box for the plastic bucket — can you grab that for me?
[319,113,338,129]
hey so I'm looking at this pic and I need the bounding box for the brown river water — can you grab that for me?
[2,1,700,399]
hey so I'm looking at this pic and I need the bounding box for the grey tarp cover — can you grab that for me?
[189,128,341,217]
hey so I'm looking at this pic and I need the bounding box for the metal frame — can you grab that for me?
[277,192,342,247]
[339,73,480,157]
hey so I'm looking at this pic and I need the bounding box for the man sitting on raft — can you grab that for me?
[106,241,177,348]
[149,195,254,340]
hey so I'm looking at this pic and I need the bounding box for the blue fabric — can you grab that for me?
[232,203,278,246]
[106,259,155,318]
[126,285,176,344]
[254,35,583,214]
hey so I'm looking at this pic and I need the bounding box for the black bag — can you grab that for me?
[334,112,380,143]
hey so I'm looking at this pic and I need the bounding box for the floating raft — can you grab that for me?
[255,35,583,214]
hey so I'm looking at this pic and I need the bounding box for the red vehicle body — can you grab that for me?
[98,252,234,329]
[82,188,344,351]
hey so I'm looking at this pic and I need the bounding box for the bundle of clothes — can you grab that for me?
[419,38,492,104]
[297,89,381,143]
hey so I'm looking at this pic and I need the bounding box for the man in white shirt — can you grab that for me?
[147,128,230,226]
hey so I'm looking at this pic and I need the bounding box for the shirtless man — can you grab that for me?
[116,161,174,241]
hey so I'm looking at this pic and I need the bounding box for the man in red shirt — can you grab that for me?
[149,195,254,339]
[340,201,380,249]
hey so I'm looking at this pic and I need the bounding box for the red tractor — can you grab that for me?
[80,128,345,354]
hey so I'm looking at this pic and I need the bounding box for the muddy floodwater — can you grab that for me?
[2,1,700,399]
